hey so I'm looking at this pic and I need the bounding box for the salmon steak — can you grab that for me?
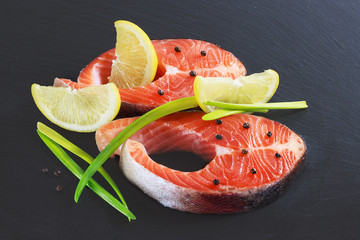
[96,111,306,213]
[55,39,246,116]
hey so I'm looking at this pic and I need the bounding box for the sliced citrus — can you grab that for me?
[31,83,120,132]
[108,20,158,89]
[194,69,279,113]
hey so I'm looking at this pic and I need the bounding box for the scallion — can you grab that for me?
[202,109,269,121]
[37,130,136,220]
[37,122,127,208]
[203,100,308,110]
[74,96,199,202]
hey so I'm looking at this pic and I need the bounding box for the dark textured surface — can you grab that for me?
[1,0,359,239]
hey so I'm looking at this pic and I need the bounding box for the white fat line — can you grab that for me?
[163,63,239,75]
[213,133,305,159]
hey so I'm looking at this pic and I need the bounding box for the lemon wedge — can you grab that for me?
[109,20,158,89]
[31,83,120,132]
[194,69,279,113]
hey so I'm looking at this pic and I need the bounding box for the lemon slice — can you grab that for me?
[194,69,279,113]
[31,83,120,132]
[109,20,158,89]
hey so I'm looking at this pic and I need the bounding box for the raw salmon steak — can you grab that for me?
[55,39,246,116]
[96,112,306,213]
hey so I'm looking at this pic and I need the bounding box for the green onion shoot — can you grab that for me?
[202,109,269,121]
[37,122,128,208]
[204,100,308,110]
[37,130,136,220]
[202,101,307,120]
[74,96,199,202]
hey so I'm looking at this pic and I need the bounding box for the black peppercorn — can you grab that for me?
[174,46,181,52]
[200,50,207,56]
[250,168,257,174]
[189,70,197,77]
[157,89,164,96]
[242,149,248,154]
[216,119,222,124]
[267,131,272,137]
[243,122,250,129]
[275,153,281,158]
[213,179,220,185]
[216,134,222,140]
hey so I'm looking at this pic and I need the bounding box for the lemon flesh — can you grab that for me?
[194,69,279,113]
[31,83,121,132]
[109,20,158,89]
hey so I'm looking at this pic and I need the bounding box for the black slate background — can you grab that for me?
[1,0,359,239]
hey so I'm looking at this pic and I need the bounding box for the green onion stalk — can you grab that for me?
[74,97,199,202]
[37,130,136,220]
[202,101,308,120]
[37,122,127,207]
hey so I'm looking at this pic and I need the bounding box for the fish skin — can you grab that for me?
[55,39,246,116]
[96,112,306,213]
